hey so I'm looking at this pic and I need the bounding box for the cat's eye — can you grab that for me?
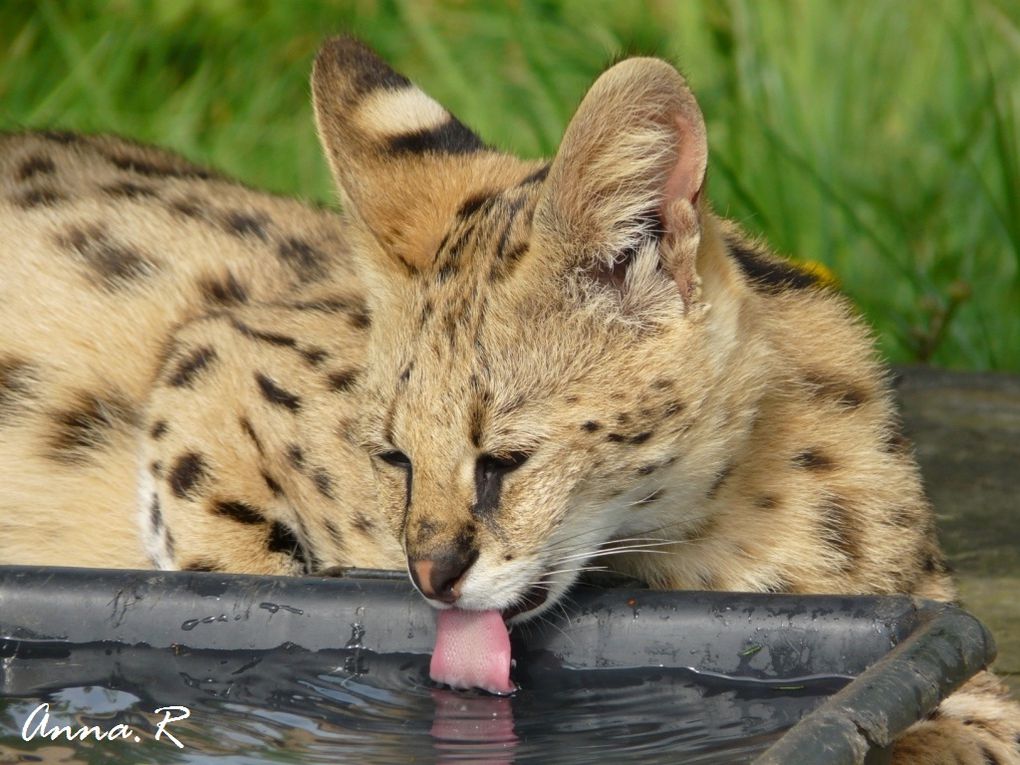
[377,450,412,468]
[478,451,531,474]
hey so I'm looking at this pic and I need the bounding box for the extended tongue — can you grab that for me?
[430,608,515,695]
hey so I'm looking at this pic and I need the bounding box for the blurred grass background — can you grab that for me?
[1,0,1017,370]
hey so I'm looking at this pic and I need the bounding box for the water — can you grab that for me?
[0,641,848,764]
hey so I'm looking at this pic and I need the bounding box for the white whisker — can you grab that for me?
[540,565,609,578]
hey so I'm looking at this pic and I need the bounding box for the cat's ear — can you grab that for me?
[312,37,501,273]
[534,57,708,305]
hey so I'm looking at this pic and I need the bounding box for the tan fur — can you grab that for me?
[0,37,1016,762]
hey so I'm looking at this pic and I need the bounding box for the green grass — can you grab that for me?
[1,0,1017,370]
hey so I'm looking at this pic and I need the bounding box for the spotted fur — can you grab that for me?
[0,36,1016,761]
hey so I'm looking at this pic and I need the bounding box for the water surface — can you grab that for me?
[0,642,847,764]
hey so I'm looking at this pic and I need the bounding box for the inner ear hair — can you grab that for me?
[589,209,668,292]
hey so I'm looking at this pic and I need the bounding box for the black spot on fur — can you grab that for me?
[328,369,360,392]
[166,196,203,219]
[149,494,162,530]
[48,391,137,464]
[222,210,268,241]
[793,449,835,470]
[706,464,734,499]
[606,432,626,443]
[234,320,325,366]
[457,191,495,219]
[882,428,912,455]
[629,431,653,445]
[168,347,217,387]
[169,452,208,499]
[353,513,375,533]
[183,559,220,572]
[277,237,327,282]
[106,152,214,180]
[504,242,529,264]
[980,746,1001,765]
[312,469,335,499]
[101,180,158,200]
[804,371,868,410]
[239,416,264,455]
[468,401,484,449]
[580,420,601,433]
[0,356,35,424]
[262,470,284,497]
[922,548,948,574]
[16,155,57,180]
[300,347,329,366]
[818,498,862,571]
[636,464,658,476]
[756,495,779,510]
[324,519,345,547]
[14,187,66,208]
[496,197,526,259]
[150,460,162,476]
[266,521,307,567]
[519,164,550,185]
[389,118,485,155]
[58,225,158,289]
[213,499,265,525]
[418,300,433,328]
[284,296,363,315]
[232,319,297,348]
[150,420,168,439]
[663,400,686,418]
[200,274,248,305]
[728,237,821,293]
[255,372,301,411]
[652,378,675,390]
[436,263,457,282]
[350,308,372,329]
[490,241,529,281]
[286,444,305,470]
[881,506,910,530]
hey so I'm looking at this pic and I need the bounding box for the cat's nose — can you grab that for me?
[409,548,479,604]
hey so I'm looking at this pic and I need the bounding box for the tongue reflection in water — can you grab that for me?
[431,689,518,765]
[430,608,516,694]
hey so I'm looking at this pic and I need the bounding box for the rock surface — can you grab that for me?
[896,366,1020,695]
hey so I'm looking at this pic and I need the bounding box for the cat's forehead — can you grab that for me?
[426,177,545,288]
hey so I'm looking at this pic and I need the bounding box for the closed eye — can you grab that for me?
[377,450,412,469]
[472,450,531,519]
[478,451,531,474]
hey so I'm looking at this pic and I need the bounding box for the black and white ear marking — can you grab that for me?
[311,37,492,271]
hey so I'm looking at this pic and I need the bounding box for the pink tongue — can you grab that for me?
[430,608,515,695]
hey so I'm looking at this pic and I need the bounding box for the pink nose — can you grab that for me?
[409,551,477,604]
